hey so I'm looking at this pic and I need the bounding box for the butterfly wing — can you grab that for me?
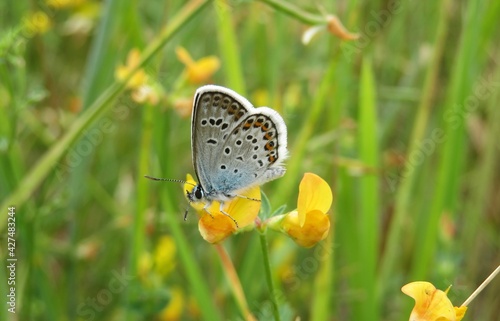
[191,85,287,200]
[192,85,253,194]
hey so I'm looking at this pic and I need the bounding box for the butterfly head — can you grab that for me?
[187,184,205,203]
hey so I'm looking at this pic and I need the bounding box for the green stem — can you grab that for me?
[214,0,246,95]
[358,56,380,320]
[378,0,451,292]
[259,231,281,321]
[130,103,154,273]
[258,0,327,25]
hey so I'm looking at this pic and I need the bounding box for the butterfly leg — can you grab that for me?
[218,202,240,229]
[236,194,261,202]
[202,203,215,219]
[226,192,260,203]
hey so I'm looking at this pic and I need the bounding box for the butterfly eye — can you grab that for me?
[194,186,203,200]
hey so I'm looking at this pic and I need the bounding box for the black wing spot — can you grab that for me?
[263,131,274,139]
[246,135,253,141]
[209,118,216,126]
[207,139,217,145]
[223,134,228,140]
[252,154,257,159]
[224,147,231,155]
[216,118,223,126]
[228,103,239,115]
[252,138,258,144]
[233,129,239,135]
[201,119,208,126]
[221,97,231,109]
[221,123,229,130]
[213,94,222,105]
[243,119,253,131]
[236,110,245,120]
[220,164,227,170]
[258,160,264,167]
[236,156,243,161]
[253,146,259,151]
[202,95,211,103]
[236,140,242,146]
[234,169,239,173]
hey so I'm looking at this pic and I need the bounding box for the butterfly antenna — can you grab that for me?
[146,175,197,222]
[144,175,196,187]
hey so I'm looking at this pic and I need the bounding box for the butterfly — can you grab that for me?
[147,85,288,227]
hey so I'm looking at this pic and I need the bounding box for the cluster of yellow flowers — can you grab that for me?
[184,172,332,248]
[115,49,160,105]
[115,46,220,114]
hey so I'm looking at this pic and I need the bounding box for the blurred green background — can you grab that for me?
[1,0,499,320]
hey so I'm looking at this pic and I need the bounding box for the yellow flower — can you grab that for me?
[23,11,52,36]
[402,281,468,321]
[115,48,148,89]
[115,49,161,104]
[176,47,220,84]
[280,173,332,247]
[157,287,184,321]
[154,236,176,277]
[184,174,261,244]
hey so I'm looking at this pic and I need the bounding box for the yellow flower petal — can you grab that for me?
[184,174,204,212]
[297,173,333,227]
[176,46,194,66]
[186,56,221,84]
[176,46,220,84]
[115,65,129,81]
[184,174,196,190]
[281,209,330,248]
[454,306,467,321]
[198,213,236,244]
[115,48,148,89]
[224,186,260,227]
[402,282,457,321]
[23,11,52,35]
[127,69,148,89]
[126,48,141,68]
